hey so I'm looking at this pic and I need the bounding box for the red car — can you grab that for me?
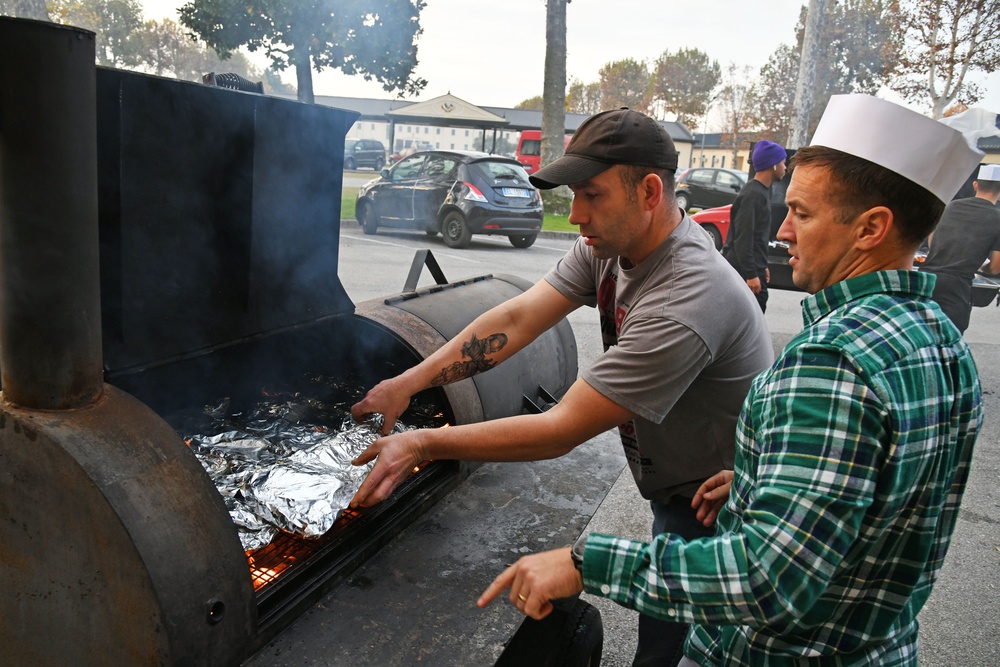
[689,204,731,250]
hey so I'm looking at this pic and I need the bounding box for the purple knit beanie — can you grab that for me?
[752,140,787,171]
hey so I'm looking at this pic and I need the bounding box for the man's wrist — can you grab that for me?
[570,533,587,573]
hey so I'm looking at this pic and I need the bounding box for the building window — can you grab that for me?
[424,127,429,134]
[436,128,440,135]
[721,156,726,168]
[451,129,456,135]
[370,123,376,130]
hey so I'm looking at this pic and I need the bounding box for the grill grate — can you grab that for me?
[247,506,364,592]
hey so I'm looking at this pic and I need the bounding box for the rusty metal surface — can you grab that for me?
[350,302,485,426]
[0,386,256,666]
[354,272,578,425]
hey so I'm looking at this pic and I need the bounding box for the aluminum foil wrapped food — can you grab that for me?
[185,401,409,551]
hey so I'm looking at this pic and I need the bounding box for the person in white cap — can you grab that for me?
[920,163,1000,333]
[478,94,985,667]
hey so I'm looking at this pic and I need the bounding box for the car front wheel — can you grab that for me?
[374,157,385,171]
[345,157,356,171]
[442,211,472,248]
[361,205,379,235]
[509,234,537,249]
[701,223,723,250]
[676,192,689,212]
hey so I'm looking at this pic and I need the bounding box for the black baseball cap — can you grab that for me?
[529,108,679,190]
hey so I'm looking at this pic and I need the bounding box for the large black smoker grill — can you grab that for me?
[0,19,579,665]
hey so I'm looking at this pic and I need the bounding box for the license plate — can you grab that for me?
[501,188,530,198]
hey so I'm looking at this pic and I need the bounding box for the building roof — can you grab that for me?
[313,93,695,143]
[386,93,509,128]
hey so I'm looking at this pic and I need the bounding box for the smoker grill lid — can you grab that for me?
[95,68,359,374]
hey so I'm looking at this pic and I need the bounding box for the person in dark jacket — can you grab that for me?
[722,139,787,312]
[920,164,1000,333]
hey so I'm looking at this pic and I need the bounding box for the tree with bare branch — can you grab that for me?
[597,58,650,112]
[567,77,603,114]
[717,64,757,168]
[892,0,1000,118]
[750,0,901,144]
[650,48,721,128]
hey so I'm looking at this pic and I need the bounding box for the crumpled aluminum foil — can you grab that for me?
[185,401,409,551]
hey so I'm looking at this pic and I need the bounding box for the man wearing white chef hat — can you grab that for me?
[921,163,1000,332]
[478,94,986,667]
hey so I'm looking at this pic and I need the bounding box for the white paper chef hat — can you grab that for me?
[809,94,984,203]
[979,164,1000,182]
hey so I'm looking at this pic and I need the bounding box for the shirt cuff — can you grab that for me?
[580,532,643,602]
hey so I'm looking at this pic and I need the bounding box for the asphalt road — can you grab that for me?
[331,215,999,666]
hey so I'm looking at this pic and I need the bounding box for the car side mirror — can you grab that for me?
[380,167,390,179]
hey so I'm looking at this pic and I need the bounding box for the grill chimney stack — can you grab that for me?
[0,17,103,409]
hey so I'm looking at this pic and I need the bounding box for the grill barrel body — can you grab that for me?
[0,16,578,666]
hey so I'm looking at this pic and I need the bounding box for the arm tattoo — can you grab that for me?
[429,333,508,386]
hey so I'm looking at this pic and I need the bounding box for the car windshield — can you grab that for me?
[688,170,714,185]
[422,155,459,179]
[519,139,541,157]
[344,140,358,151]
[472,160,531,183]
[390,155,426,181]
[716,171,744,189]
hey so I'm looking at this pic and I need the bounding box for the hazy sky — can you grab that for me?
[141,0,1000,127]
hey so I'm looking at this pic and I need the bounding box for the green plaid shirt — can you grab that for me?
[581,270,981,666]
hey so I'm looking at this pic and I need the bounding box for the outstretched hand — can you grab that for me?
[477,547,583,621]
[691,469,734,528]
[350,377,412,436]
[349,430,425,509]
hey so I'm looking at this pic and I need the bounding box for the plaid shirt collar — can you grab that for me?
[801,269,936,328]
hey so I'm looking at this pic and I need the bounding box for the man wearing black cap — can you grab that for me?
[350,108,773,666]
[722,139,787,312]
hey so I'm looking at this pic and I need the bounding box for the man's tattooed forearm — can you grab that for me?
[429,332,509,386]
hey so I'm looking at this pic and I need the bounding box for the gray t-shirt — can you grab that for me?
[545,216,774,500]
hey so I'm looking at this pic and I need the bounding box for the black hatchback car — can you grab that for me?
[355,150,544,249]
[675,167,747,212]
[344,138,386,171]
